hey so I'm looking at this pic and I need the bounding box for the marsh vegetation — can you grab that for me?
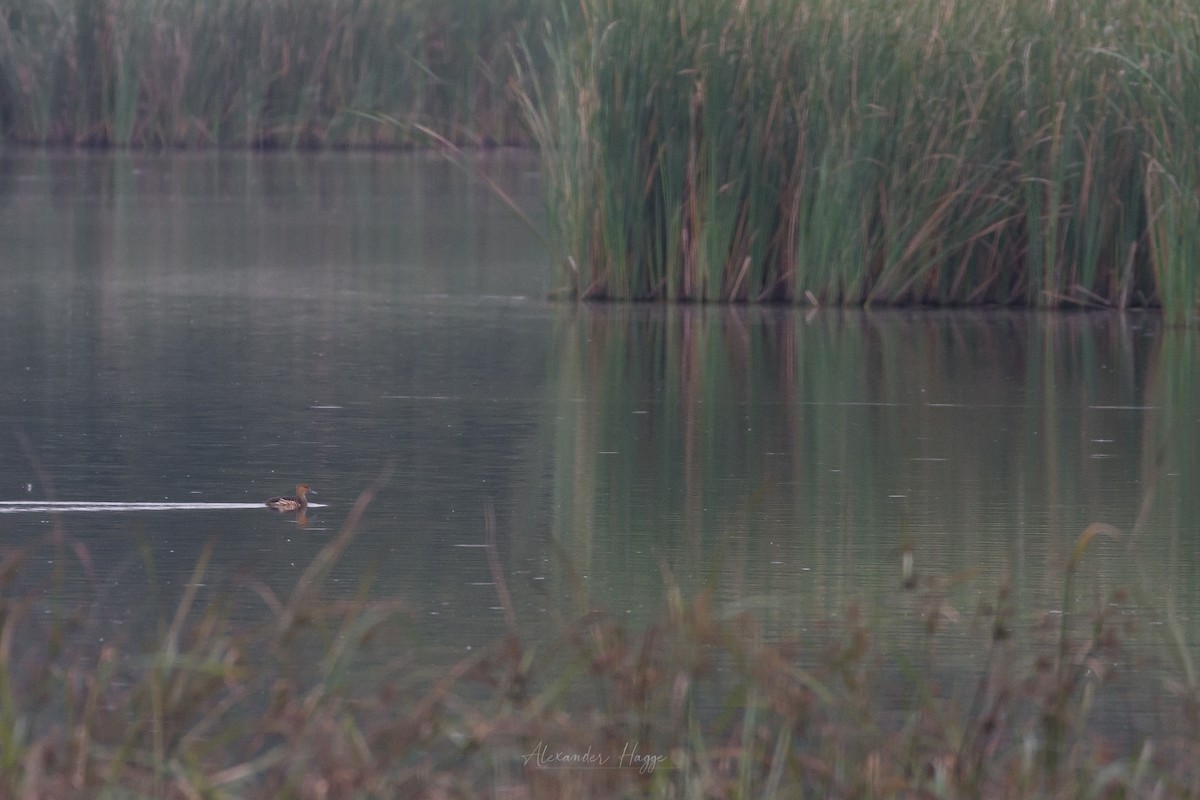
[3,0,1200,315]
[4,491,1200,798]
[5,6,1200,796]
[0,0,546,147]
[521,0,1200,318]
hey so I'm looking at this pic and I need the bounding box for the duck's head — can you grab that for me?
[295,483,313,498]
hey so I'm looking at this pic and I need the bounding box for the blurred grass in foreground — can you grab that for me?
[2,484,1200,797]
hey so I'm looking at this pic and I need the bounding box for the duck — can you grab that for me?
[265,483,313,511]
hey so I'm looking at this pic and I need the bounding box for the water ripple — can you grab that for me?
[0,502,328,513]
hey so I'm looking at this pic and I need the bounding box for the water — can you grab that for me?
[1,149,1198,698]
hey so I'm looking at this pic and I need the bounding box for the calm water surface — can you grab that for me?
[1,150,1198,704]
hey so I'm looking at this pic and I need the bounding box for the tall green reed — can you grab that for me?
[519,0,1200,318]
[0,0,548,147]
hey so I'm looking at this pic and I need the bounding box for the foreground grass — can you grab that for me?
[2,490,1200,797]
[0,0,547,147]
[520,0,1200,319]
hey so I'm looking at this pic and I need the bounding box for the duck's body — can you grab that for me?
[265,483,312,511]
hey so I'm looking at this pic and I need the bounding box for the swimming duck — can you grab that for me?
[265,483,313,511]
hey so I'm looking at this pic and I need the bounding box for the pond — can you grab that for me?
[1,148,1198,719]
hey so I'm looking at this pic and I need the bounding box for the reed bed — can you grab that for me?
[6,0,1200,316]
[520,0,1200,319]
[2,487,1200,797]
[0,0,547,147]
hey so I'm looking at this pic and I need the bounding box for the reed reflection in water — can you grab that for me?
[526,308,1198,666]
